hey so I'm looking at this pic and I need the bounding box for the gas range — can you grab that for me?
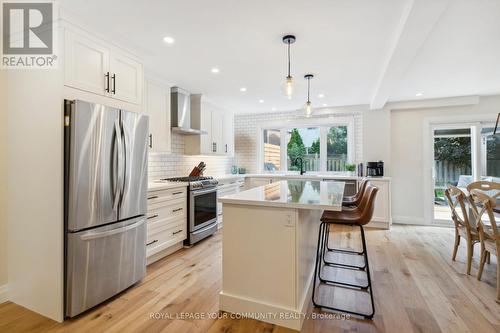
[161,176,218,191]
[161,176,219,246]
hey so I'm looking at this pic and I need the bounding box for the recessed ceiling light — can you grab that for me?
[322,103,327,107]
[163,36,175,44]
[240,87,247,92]
[271,107,277,111]
[211,68,220,74]
[415,92,423,97]
[318,94,325,98]
[259,99,264,103]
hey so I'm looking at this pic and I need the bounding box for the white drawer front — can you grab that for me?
[147,197,186,219]
[146,222,186,257]
[147,187,187,204]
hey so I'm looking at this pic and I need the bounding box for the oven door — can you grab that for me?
[190,188,217,232]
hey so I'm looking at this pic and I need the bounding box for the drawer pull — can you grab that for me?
[147,214,159,220]
[147,195,158,200]
[172,230,183,235]
[172,208,183,213]
[172,191,183,195]
[146,240,158,246]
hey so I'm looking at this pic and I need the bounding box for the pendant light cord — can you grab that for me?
[287,41,291,77]
[307,77,311,102]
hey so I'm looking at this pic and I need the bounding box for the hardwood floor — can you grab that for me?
[1,225,499,333]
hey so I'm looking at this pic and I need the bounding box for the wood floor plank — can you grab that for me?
[1,226,499,333]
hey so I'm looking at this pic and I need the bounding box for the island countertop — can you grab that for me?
[219,179,345,211]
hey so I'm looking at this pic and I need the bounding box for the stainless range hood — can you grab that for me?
[171,87,207,135]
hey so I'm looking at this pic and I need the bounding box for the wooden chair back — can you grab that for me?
[444,185,474,232]
[466,181,500,196]
[469,189,500,244]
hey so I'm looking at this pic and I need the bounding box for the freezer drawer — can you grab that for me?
[65,217,146,317]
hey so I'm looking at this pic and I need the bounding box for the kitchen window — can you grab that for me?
[259,118,354,173]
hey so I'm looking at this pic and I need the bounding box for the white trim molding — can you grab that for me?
[392,215,426,225]
[0,284,8,304]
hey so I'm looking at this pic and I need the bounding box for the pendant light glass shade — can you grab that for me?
[304,100,312,118]
[283,75,294,99]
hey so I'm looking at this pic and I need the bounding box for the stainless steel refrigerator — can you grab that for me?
[64,100,148,317]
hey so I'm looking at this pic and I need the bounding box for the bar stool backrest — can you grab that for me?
[444,185,474,232]
[354,179,369,201]
[356,185,379,225]
[469,189,500,245]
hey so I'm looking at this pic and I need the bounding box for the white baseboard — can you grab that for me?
[0,284,8,304]
[146,242,183,266]
[392,215,426,225]
[220,292,306,331]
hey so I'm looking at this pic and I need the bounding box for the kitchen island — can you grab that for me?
[218,180,345,330]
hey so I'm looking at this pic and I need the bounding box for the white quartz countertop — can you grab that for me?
[219,180,345,210]
[148,181,189,191]
[213,173,390,181]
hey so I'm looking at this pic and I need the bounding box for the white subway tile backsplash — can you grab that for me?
[148,133,234,181]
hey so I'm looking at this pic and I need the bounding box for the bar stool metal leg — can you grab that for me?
[312,222,375,319]
[322,224,367,272]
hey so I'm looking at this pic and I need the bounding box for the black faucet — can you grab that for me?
[294,157,305,175]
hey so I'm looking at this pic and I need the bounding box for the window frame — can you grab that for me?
[257,117,355,173]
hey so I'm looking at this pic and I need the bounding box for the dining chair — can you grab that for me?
[444,185,479,275]
[469,189,500,303]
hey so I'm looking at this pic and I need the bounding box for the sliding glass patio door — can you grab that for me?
[431,122,500,224]
[432,126,473,222]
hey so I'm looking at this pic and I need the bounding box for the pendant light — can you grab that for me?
[282,35,296,99]
[304,74,314,117]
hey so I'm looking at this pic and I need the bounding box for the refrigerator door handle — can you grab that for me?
[113,119,124,211]
[80,218,144,241]
[120,119,128,204]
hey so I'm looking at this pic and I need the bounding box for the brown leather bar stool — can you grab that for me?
[312,185,378,319]
[325,179,370,255]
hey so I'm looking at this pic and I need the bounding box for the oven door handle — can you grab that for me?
[191,188,217,196]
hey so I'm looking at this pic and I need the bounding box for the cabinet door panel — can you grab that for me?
[199,101,212,154]
[64,30,109,95]
[211,110,224,154]
[223,112,234,156]
[145,81,171,152]
[110,51,143,104]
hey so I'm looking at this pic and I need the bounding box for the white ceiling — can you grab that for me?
[60,0,500,113]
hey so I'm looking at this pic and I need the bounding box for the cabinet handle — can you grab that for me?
[111,73,116,94]
[147,195,158,200]
[147,214,159,220]
[146,240,158,246]
[172,230,183,235]
[172,191,183,195]
[104,72,110,93]
[172,208,183,213]
[149,134,153,149]
[225,144,227,153]
[212,142,216,153]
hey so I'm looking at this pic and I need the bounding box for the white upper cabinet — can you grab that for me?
[211,110,224,154]
[223,112,234,156]
[145,80,171,153]
[64,29,143,105]
[185,95,234,156]
[109,51,143,104]
[64,30,109,95]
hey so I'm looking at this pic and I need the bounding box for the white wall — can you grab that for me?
[0,69,8,298]
[390,95,500,224]
[362,108,391,175]
[7,69,64,320]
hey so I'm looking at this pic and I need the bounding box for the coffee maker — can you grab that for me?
[366,161,384,177]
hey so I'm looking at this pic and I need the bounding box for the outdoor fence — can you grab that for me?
[434,160,471,187]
